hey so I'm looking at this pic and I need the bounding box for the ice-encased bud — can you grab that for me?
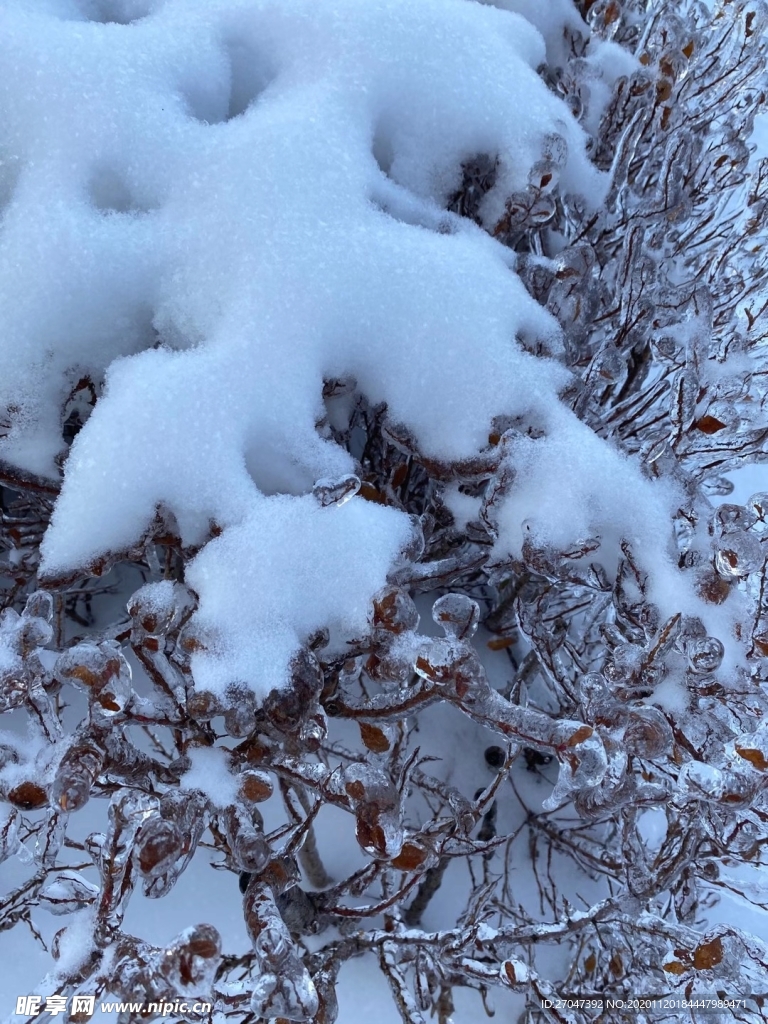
[685,636,725,674]
[244,878,318,1018]
[137,817,184,879]
[679,761,755,806]
[55,641,118,691]
[22,590,53,623]
[39,870,99,915]
[713,531,762,578]
[400,514,426,562]
[223,689,257,737]
[676,615,707,646]
[220,805,270,873]
[186,689,224,721]
[239,769,273,804]
[261,854,302,896]
[623,707,674,759]
[52,740,104,812]
[701,400,740,433]
[127,580,195,636]
[501,958,530,986]
[355,806,404,860]
[528,156,561,192]
[299,712,327,751]
[334,763,404,859]
[365,638,414,687]
[312,474,361,507]
[431,593,480,640]
[372,587,420,634]
[604,642,642,684]
[594,345,624,381]
[712,503,757,537]
[55,641,133,722]
[92,670,132,725]
[412,636,484,697]
[162,924,221,995]
[734,721,768,773]
[19,614,53,650]
[263,647,324,735]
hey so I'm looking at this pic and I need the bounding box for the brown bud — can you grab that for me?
[8,780,47,810]
[239,770,274,803]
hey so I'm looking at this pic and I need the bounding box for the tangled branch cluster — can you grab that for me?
[2,0,768,1021]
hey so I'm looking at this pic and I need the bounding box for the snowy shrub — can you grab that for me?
[1,0,768,1020]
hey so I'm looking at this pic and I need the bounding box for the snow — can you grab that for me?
[185,496,412,696]
[179,746,239,809]
[492,406,678,559]
[1,0,597,482]
[441,484,482,531]
[483,0,584,68]
[47,908,98,978]
[0,0,638,702]
[0,0,723,704]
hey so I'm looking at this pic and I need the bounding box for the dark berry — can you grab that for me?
[484,745,505,769]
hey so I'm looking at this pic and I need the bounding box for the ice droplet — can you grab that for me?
[312,474,361,507]
[685,636,725,674]
[714,532,762,578]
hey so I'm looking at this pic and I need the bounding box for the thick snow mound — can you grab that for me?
[0,0,684,696]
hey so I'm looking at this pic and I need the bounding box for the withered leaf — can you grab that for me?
[486,635,515,650]
[360,722,390,754]
[693,937,723,970]
[735,745,768,771]
[8,780,47,810]
[345,780,365,802]
[694,415,727,434]
[390,841,428,871]
[567,725,594,747]
[663,961,688,975]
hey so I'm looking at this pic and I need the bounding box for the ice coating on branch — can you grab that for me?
[244,878,319,1021]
